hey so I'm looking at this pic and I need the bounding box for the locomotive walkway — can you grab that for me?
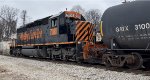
[0,55,149,80]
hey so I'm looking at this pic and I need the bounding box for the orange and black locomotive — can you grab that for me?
[10,11,96,62]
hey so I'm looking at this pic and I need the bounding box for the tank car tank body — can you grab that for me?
[102,1,150,50]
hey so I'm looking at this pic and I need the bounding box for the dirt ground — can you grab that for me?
[0,55,150,80]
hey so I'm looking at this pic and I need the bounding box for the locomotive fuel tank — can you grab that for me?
[101,1,150,49]
[21,46,48,58]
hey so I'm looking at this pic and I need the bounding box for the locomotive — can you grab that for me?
[10,1,150,69]
[10,11,96,62]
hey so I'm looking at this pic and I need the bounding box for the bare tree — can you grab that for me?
[85,9,102,26]
[0,5,19,41]
[71,5,85,16]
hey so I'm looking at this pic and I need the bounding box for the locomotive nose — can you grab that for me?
[75,21,95,42]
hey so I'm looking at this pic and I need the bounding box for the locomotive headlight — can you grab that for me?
[113,43,116,46]
[56,44,59,47]
[78,41,81,44]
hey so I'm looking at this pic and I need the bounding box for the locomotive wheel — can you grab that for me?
[11,49,16,56]
[12,48,21,57]
[10,48,12,55]
[47,49,52,60]
[41,47,48,58]
[61,54,66,61]
[126,52,143,69]
[16,48,22,57]
[63,55,69,61]
[36,49,42,58]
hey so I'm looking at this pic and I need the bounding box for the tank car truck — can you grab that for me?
[10,11,97,62]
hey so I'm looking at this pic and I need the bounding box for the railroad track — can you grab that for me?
[5,54,150,77]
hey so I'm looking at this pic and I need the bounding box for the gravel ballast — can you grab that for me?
[0,55,150,80]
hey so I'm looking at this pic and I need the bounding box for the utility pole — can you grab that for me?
[22,10,26,27]
[21,10,27,27]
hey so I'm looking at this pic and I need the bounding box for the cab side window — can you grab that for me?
[50,18,58,36]
[51,18,57,27]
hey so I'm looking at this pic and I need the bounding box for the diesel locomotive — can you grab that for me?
[10,1,150,69]
[10,11,96,62]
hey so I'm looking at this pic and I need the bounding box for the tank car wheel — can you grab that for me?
[102,54,111,68]
[143,61,150,69]
[126,52,143,69]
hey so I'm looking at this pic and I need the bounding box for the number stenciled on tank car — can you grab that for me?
[115,23,150,33]
[115,26,129,32]
[135,23,150,30]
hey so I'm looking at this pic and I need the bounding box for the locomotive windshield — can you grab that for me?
[66,17,75,24]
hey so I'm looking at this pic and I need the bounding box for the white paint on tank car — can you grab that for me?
[135,23,150,30]
[115,23,150,33]
[115,26,129,32]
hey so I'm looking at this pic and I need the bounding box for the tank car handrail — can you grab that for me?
[108,49,150,51]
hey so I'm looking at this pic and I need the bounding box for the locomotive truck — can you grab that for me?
[10,1,150,69]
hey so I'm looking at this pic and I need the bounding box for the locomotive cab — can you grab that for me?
[49,11,86,42]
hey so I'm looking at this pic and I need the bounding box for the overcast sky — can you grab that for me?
[0,0,125,26]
